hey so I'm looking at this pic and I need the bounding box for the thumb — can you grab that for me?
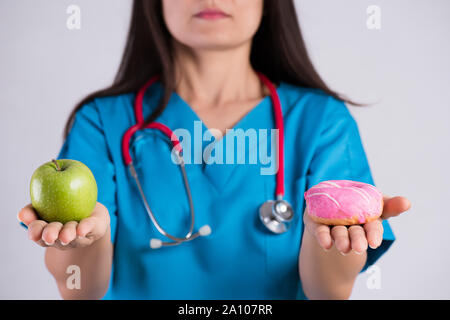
[381,196,411,220]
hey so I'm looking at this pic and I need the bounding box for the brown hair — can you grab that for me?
[64,0,358,138]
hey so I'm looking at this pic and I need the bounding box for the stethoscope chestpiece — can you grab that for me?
[259,199,294,234]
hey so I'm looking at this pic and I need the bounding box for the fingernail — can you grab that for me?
[353,250,363,255]
[370,239,382,249]
[340,251,347,256]
[44,241,53,246]
[60,241,68,246]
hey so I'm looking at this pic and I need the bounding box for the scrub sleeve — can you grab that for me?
[56,102,118,245]
[306,97,395,272]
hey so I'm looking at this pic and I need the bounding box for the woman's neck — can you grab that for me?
[172,41,265,109]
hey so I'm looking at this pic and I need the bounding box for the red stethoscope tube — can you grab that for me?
[256,72,285,198]
[122,72,292,243]
[133,75,159,124]
[122,122,182,166]
[121,72,285,198]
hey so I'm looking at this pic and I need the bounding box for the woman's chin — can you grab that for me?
[180,37,250,52]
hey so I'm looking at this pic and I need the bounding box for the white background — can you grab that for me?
[1,0,449,299]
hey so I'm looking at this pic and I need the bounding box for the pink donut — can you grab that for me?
[304,180,383,225]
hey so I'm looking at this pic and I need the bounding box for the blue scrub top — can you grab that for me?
[57,81,395,299]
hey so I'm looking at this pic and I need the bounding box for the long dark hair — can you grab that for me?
[64,0,359,139]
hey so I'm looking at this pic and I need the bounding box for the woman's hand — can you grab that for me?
[17,202,110,250]
[303,196,411,255]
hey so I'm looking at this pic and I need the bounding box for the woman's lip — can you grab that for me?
[194,9,230,20]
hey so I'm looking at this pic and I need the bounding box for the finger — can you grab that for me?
[41,222,64,245]
[77,202,109,239]
[18,204,39,226]
[90,202,110,222]
[331,226,351,255]
[58,221,78,246]
[77,216,107,240]
[364,219,384,249]
[28,220,48,242]
[348,225,368,254]
[314,224,333,251]
[381,196,411,220]
[77,217,97,239]
[303,208,332,250]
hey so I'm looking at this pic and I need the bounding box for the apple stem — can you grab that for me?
[52,159,61,171]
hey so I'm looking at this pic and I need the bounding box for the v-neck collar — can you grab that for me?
[171,89,271,143]
[142,81,285,193]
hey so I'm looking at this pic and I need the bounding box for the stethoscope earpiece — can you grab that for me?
[149,224,212,249]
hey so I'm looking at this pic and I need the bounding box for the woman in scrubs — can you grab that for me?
[18,0,410,299]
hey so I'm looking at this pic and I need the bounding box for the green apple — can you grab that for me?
[30,159,97,224]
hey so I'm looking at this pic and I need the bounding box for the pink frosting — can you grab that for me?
[304,180,383,223]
